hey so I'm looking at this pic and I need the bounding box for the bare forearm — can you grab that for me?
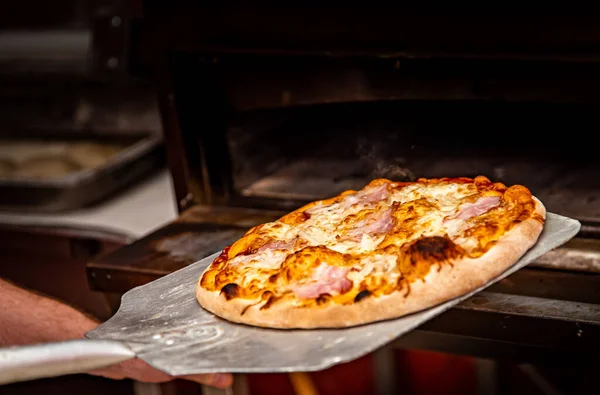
[0,278,98,347]
[0,278,231,387]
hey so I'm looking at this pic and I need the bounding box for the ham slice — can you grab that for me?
[256,239,296,253]
[343,183,391,208]
[361,183,391,204]
[453,196,501,220]
[344,207,394,241]
[341,184,393,241]
[292,263,352,299]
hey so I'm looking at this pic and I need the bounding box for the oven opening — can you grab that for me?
[227,100,600,226]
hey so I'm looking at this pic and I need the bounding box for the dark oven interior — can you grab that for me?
[88,9,600,302]
[167,53,600,229]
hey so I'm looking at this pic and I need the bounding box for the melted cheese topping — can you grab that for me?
[200,176,543,308]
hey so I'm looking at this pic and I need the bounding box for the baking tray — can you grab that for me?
[0,130,165,212]
[0,213,580,385]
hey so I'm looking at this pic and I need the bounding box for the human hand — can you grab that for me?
[88,358,233,388]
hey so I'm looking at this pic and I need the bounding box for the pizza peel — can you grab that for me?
[0,213,580,385]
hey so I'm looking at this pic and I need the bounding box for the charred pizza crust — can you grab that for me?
[196,176,546,329]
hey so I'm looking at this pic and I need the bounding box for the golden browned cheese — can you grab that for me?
[200,176,543,310]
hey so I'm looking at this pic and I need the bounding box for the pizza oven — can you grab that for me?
[149,7,600,223]
[88,6,600,395]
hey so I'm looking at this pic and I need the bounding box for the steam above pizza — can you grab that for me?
[196,176,545,329]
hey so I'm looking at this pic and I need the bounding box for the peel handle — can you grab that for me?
[0,339,135,385]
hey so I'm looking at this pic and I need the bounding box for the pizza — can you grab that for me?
[196,176,545,329]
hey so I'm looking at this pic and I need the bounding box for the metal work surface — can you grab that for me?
[85,213,579,376]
